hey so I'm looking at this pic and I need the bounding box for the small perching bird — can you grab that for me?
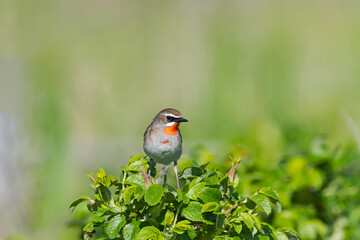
[143,108,188,188]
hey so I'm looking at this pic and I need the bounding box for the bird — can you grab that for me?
[143,108,188,188]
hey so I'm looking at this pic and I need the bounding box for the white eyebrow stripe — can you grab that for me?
[163,113,180,118]
[165,122,176,126]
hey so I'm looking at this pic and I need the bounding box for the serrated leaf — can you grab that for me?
[123,220,140,240]
[249,194,272,215]
[173,220,191,234]
[127,160,148,172]
[145,184,165,206]
[201,202,219,212]
[124,174,145,187]
[108,207,121,214]
[105,214,126,239]
[205,174,220,185]
[69,196,90,211]
[240,212,254,229]
[186,182,206,200]
[135,226,164,240]
[128,154,147,164]
[182,202,203,221]
[194,172,217,185]
[199,187,222,203]
[182,202,213,224]
[259,187,279,201]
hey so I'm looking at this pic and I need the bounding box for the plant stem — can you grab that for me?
[172,203,183,230]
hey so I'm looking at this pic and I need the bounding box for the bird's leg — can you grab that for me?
[174,161,180,189]
[148,159,153,176]
[162,164,171,187]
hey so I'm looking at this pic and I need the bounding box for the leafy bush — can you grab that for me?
[70,155,300,240]
[187,132,360,239]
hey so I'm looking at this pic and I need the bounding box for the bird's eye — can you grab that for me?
[166,116,174,122]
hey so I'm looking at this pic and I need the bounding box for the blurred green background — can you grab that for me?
[1,1,360,239]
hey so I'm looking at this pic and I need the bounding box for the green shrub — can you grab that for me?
[187,133,360,239]
[70,155,300,240]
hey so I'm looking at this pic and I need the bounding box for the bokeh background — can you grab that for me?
[1,1,360,239]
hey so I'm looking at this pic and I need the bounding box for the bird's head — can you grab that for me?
[154,108,188,135]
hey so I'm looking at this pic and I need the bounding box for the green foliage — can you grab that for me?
[70,155,300,239]
[189,134,360,240]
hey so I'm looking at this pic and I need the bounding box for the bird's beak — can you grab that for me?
[176,117,188,123]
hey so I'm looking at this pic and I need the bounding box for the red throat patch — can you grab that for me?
[164,123,180,135]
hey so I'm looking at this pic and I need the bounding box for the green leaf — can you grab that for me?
[259,187,279,201]
[123,220,140,240]
[182,202,213,224]
[192,160,200,167]
[135,226,164,240]
[186,182,206,200]
[194,172,217,185]
[187,226,196,239]
[274,230,289,240]
[123,185,136,204]
[103,175,116,188]
[105,214,126,239]
[232,222,242,234]
[199,187,222,203]
[120,166,127,172]
[128,154,147,164]
[262,222,276,234]
[127,159,148,172]
[182,202,203,222]
[96,186,112,202]
[134,186,145,200]
[271,199,282,213]
[69,196,90,211]
[173,220,191,234]
[250,214,263,232]
[248,194,272,215]
[278,227,301,240]
[258,236,271,240]
[239,212,254,229]
[164,210,174,225]
[180,167,203,180]
[145,184,165,206]
[215,214,225,234]
[205,174,220,185]
[97,168,106,179]
[201,202,219,212]
[125,174,145,187]
[83,221,95,232]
